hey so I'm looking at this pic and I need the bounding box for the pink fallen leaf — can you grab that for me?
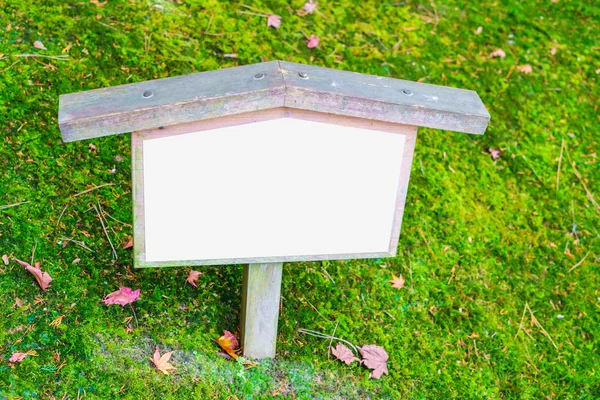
[186,270,202,287]
[103,287,140,306]
[359,345,389,379]
[267,14,281,29]
[517,64,533,74]
[33,40,47,50]
[151,346,176,374]
[303,0,318,14]
[15,297,23,307]
[14,258,53,292]
[331,342,360,365]
[389,274,405,290]
[489,48,506,59]
[9,352,28,363]
[488,148,501,160]
[123,237,133,249]
[307,35,320,49]
[2,254,9,265]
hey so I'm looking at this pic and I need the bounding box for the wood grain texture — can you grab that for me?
[280,61,489,135]
[240,262,283,359]
[130,108,415,268]
[59,60,489,142]
[59,61,286,142]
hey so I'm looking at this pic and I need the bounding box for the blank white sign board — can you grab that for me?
[141,117,405,263]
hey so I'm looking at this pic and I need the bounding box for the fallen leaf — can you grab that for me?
[62,43,72,53]
[89,143,97,152]
[15,297,22,307]
[186,270,202,287]
[488,148,500,159]
[331,343,360,365]
[14,258,53,292]
[474,26,483,35]
[33,40,47,50]
[517,64,533,74]
[9,352,28,363]
[304,0,318,14]
[489,48,506,59]
[389,274,405,290]
[151,346,176,374]
[267,14,281,29]
[123,237,133,249]
[103,287,140,306]
[2,254,9,265]
[90,0,107,7]
[359,345,389,379]
[217,330,240,359]
[307,35,320,49]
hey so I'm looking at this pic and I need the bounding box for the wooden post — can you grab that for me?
[240,262,283,359]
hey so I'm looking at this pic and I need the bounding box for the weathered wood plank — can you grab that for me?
[59,61,286,142]
[279,61,489,135]
[59,60,489,142]
[240,262,283,359]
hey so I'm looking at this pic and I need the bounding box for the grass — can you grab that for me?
[0,0,599,398]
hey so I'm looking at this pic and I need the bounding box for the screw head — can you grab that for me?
[254,73,265,80]
[142,90,154,98]
[402,89,413,96]
[298,72,309,79]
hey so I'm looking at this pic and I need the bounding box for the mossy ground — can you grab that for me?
[1,0,599,398]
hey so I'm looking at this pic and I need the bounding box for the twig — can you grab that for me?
[55,202,70,228]
[31,240,37,265]
[556,138,564,191]
[526,303,558,350]
[570,162,600,214]
[60,237,94,253]
[321,266,335,285]
[0,201,30,210]
[96,21,117,30]
[93,204,118,260]
[514,302,528,340]
[327,321,339,359]
[298,328,359,356]
[567,251,590,273]
[0,54,69,61]
[102,209,132,227]
[130,304,139,327]
[72,183,114,198]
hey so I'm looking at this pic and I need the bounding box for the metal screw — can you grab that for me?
[298,72,309,79]
[142,90,154,98]
[254,73,265,80]
[402,89,413,96]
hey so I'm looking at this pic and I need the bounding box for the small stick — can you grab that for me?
[72,183,114,198]
[514,302,528,340]
[525,303,558,350]
[0,54,69,61]
[102,209,132,227]
[556,138,564,191]
[327,321,340,359]
[298,328,359,356]
[60,237,94,253]
[130,304,139,327]
[31,240,37,265]
[567,251,590,273]
[93,204,118,260]
[321,266,335,285]
[0,201,30,210]
[55,202,70,228]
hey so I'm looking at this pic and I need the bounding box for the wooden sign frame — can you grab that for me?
[131,108,417,269]
[58,60,489,359]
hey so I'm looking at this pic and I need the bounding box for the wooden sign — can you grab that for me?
[59,61,489,359]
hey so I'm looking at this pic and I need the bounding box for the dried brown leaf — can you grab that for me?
[331,343,360,365]
[359,345,389,379]
[217,330,240,359]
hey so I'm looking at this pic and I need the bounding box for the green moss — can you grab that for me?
[1,0,599,398]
